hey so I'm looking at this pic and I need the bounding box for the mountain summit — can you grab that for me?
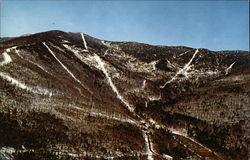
[0,30,249,160]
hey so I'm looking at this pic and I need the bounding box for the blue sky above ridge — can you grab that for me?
[1,0,249,51]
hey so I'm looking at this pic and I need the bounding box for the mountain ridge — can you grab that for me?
[1,30,249,52]
[0,30,249,160]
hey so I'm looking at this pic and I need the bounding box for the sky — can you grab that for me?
[0,0,249,51]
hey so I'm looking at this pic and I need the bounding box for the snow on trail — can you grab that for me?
[0,47,55,96]
[104,49,108,56]
[0,49,12,66]
[0,72,53,95]
[0,72,30,90]
[0,146,35,160]
[93,54,135,112]
[80,33,88,50]
[43,42,79,83]
[144,130,172,160]
[43,42,92,94]
[142,80,146,89]
[62,44,91,65]
[29,61,52,75]
[163,154,173,160]
[142,131,154,160]
[68,104,136,124]
[161,49,199,88]
[147,118,219,159]
[14,48,52,76]
[182,49,199,72]
[170,129,223,160]
[225,62,235,75]
[89,111,136,124]
[175,50,190,58]
[171,129,213,152]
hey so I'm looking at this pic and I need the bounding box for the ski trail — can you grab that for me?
[80,33,88,50]
[66,105,137,124]
[170,129,223,160]
[161,49,199,88]
[14,49,52,76]
[142,131,154,160]
[104,49,108,56]
[225,62,235,75]
[93,54,134,112]
[142,80,146,89]
[0,72,53,95]
[146,132,173,160]
[147,118,220,160]
[0,146,35,160]
[182,49,199,71]
[0,72,30,90]
[29,61,51,75]
[0,50,12,66]
[89,111,136,124]
[163,154,173,160]
[0,47,54,96]
[43,42,92,94]
[176,50,190,58]
[171,130,212,152]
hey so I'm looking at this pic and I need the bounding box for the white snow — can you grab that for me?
[143,130,173,160]
[50,43,66,53]
[125,58,159,76]
[161,49,199,88]
[62,44,102,73]
[142,131,154,160]
[101,40,111,47]
[176,50,190,58]
[225,62,235,75]
[150,60,159,71]
[61,39,70,43]
[0,51,12,66]
[63,44,104,73]
[80,33,88,50]
[184,49,199,71]
[168,128,188,137]
[148,118,161,129]
[0,72,53,95]
[0,146,34,159]
[32,62,51,75]
[0,47,53,96]
[14,47,53,76]
[104,49,108,56]
[166,59,176,69]
[148,95,161,102]
[145,119,216,160]
[43,42,92,94]
[43,42,79,83]
[142,132,153,160]
[163,154,173,160]
[90,111,136,124]
[0,73,29,90]
[170,129,218,155]
[13,47,23,57]
[0,147,15,154]
[142,80,146,89]
[144,119,218,159]
[63,44,88,54]
[93,54,135,112]
[206,71,218,75]
[69,104,136,124]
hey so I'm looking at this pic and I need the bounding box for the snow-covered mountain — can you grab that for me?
[0,30,249,160]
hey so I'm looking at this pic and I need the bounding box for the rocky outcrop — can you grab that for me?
[0,30,249,160]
